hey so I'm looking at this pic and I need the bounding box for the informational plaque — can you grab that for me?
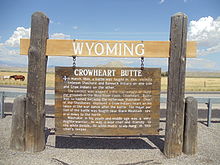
[55,67,161,136]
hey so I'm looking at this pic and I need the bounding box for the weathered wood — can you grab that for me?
[0,92,5,118]
[164,13,188,158]
[207,98,212,127]
[10,95,26,151]
[55,67,161,136]
[25,12,49,152]
[183,97,198,155]
[20,39,197,58]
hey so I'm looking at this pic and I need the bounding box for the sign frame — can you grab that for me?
[55,67,161,136]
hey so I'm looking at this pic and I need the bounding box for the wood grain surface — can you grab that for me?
[55,67,161,136]
[20,39,196,58]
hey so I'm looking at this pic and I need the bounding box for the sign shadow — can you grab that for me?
[55,136,158,150]
[146,135,164,152]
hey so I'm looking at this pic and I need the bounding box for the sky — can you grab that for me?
[0,0,220,71]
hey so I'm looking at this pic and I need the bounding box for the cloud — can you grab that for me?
[187,58,216,69]
[0,41,27,65]
[159,0,165,4]
[114,28,120,32]
[50,20,61,25]
[188,16,220,56]
[73,26,79,30]
[0,27,30,66]
[50,33,71,39]
[0,28,71,66]
[5,27,30,47]
[159,0,186,4]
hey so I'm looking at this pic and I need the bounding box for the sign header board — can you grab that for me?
[20,39,196,58]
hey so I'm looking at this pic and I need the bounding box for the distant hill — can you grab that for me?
[161,71,220,78]
[96,61,127,68]
[0,66,54,73]
[1,64,220,78]
[186,72,220,78]
[0,66,28,72]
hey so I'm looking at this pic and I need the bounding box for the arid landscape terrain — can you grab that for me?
[1,66,220,91]
[0,66,220,165]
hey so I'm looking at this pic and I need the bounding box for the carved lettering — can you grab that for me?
[55,67,161,136]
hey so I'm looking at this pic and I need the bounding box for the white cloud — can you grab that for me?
[5,27,30,48]
[0,41,27,65]
[159,0,186,4]
[187,58,216,69]
[114,28,120,32]
[0,29,71,66]
[188,16,220,56]
[50,20,61,25]
[50,33,71,39]
[159,0,165,4]
[0,27,30,66]
[73,26,79,30]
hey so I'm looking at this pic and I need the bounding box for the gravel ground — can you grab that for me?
[0,115,220,165]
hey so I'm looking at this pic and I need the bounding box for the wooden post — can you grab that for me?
[164,13,188,158]
[183,97,198,155]
[207,98,212,127]
[25,12,49,152]
[10,96,26,151]
[0,92,5,119]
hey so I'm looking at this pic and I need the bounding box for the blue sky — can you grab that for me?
[0,0,220,71]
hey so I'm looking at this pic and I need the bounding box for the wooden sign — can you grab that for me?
[20,39,196,58]
[55,67,161,136]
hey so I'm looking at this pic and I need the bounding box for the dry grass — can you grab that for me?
[1,71,220,91]
[0,72,28,86]
[0,71,54,88]
[161,77,220,91]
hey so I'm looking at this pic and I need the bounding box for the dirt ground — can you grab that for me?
[0,114,220,165]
